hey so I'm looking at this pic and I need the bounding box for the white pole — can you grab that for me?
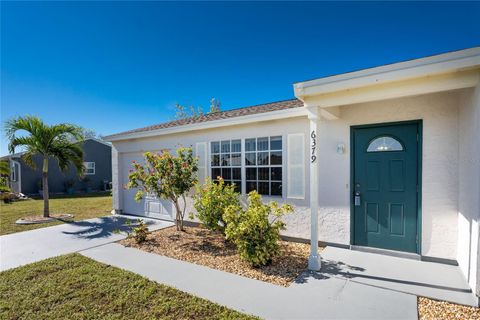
[308,107,321,271]
[111,145,123,215]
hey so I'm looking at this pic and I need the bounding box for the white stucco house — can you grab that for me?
[105,47,480,298]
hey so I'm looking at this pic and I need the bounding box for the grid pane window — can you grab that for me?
[245,136,282,196]
[84,162,95,175]
[211,140,241,192]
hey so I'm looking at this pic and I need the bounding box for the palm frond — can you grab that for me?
[21,149,37,170]
[0,161,9,176]
[8,136,41,155]
[4,115,87,176]
[50,140,85,174]
[50,123,84,144]
[4,115,45,141]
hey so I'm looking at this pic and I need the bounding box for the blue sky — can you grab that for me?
[1,1,479,156]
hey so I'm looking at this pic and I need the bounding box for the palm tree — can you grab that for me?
[5,116,85,217]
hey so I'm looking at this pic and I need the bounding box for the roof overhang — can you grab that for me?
[294,47,480,108]
[105,106,308,142]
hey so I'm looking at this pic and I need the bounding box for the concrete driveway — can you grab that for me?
[0,215,173,271]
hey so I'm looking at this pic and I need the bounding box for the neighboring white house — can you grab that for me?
[105,47,480,297]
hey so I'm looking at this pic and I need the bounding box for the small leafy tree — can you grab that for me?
[192,177,240,233]
[209,98,221,113]
[126,148,198,231]
[174,103,204,120]
[174,98,221,120]
[224,191,293,267]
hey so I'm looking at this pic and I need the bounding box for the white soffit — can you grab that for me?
[294,47,480,99]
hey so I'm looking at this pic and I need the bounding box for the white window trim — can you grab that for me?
[11,162,17,182]
[244,136,283,197]
[11,160,20,182]
[208,136,285,198]
[209,140,242,191]
[84,162,95,175]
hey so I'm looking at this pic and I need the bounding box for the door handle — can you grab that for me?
[354,192,361,206]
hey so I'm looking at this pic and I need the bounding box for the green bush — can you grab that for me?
[0,184,13,203]
[129,220,149,244]
[0,176,9,188]
[192,177,240,233]
[223,191,293,267]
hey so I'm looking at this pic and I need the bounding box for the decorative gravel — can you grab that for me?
[418,297,480,320]
[119,226,313,287]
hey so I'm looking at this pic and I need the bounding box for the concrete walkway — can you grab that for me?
[321,247,479,307]
[3,215,477,318]
[0,215,173,271]
[81,243,418,320]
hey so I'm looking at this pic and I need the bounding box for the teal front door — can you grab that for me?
[352,121,420,253]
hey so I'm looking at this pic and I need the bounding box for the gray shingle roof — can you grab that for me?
[106,98,303,138]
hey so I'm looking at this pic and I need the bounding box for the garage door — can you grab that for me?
[120,153,174,221]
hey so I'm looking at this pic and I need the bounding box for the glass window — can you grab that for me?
[245,138,256,152]
[211,141,220,154]
[245,136,283,196]
[367,136,404,152]
[11,162,17,182]
[84,162,95,175]
[211,140,241,192]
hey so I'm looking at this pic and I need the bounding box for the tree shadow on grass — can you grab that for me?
[61,216,156,240]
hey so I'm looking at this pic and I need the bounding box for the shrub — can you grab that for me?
[64,179,75,188]
[223,191,293,267]
[0,176,8,188]
[0,185,13,204]
[192,177,240,233]
[129,220,149,244]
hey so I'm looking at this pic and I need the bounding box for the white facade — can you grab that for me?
[107,47,480,296]
[457,85,480,296]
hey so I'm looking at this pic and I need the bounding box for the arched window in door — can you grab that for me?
[367,136,404,152]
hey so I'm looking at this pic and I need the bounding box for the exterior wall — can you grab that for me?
[113,90,465,262]
[12,140,112,195]
[323,90,461,259]
[112,116,313,237]
[457,82,480,296]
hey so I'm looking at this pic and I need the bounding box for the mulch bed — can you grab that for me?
[418,297,480,320]
[119,226,313,287]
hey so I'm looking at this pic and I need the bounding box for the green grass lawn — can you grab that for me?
[0,192,113,235]
[0,254,256,320]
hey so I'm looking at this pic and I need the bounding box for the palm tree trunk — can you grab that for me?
[42,157,49,218]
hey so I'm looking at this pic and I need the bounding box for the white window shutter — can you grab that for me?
[195,142,207,184]
[287,133,305,199]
